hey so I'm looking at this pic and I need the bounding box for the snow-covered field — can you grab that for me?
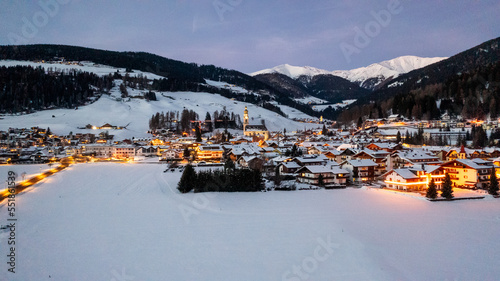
[294,96,330,105]
[0,164,53,184]
[1,163,499,280]
[312,99,357,112]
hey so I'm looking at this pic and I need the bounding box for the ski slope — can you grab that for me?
[1,163,499,280]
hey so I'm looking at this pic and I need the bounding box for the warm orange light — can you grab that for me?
[385,180,443,186]
[384,181,429,186]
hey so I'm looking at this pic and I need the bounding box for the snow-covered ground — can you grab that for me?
[0,164,53,185]
[311,99,357,112]
[0,86,321,140]
[294,96,330,105]
[268,101,316,120]
[205,79,250,94]
[1,163,499,280]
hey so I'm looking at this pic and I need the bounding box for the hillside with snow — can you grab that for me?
[0,60,164,80]
[1,163,499,280]
[251,56,447,90]
[0,85,319,140]
[0,60,320,138]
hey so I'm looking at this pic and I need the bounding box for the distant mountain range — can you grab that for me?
[251,56,447,90]
[0,36,499,123]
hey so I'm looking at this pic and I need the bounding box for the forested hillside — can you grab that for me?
[0,65,113,113]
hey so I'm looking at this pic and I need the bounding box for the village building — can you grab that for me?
[382,165,445,191]
[440,159,494,189]
[296,165,349,187]
[340,159,378,183]
[195,145,224,162]
[243,106,270,140]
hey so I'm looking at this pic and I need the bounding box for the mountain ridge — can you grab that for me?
[251,55,447,90]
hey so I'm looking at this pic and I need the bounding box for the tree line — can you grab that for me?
[178,164,264,193]
[149,108,244,133]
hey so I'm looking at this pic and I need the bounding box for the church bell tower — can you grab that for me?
[243,106,249,131]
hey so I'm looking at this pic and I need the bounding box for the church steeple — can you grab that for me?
[243,106,249,130]
[458,145,467,159]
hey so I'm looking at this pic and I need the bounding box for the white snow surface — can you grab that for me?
[251,64,332,79]
[251,56,447,88]
[1,163,500,280]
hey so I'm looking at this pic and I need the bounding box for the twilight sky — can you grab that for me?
[1,0,499,73]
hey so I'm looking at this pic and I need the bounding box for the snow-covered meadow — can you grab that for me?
[1,163,499,280]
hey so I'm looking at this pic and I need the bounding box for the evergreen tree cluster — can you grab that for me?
[149,108,244,133]
[0,65,112,113]
[284,145,303,157]
[177,164,264,193]
[149,111,180,132]
[470,125,488,148]
[212,107,242,129]
[180,109,199,132]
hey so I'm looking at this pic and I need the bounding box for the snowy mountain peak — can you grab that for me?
[251,55,448,90]
[250,64,331,79]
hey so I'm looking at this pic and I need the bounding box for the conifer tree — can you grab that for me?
[183,147,190,160]
[177,164,196,193]
[426,178,437,199]
[318,174,325,187]
[224,158,235,173]
[195,124,202,142]
[441,173,454,199]
[488,168,499,196]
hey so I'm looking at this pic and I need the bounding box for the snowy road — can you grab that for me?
[1,163,499,280]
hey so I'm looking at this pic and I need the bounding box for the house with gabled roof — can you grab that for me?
[382,165,445,191]
[277,161,302,174]
[385,149,441,170]
[365,142,402,152]
[196,145,224,162]
[440,158,495,189]
[340,159,378,183]
[293,154,328,166]
[296,165,349,187]
[352,149,389,176]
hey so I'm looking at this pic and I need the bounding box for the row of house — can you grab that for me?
[383,158,495,191]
